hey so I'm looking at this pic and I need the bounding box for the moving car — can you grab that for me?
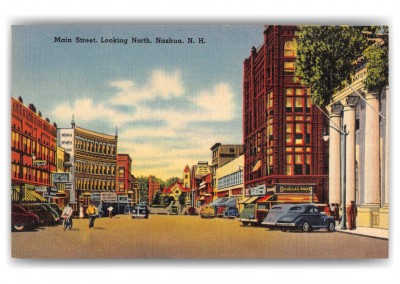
[132,204,149,219]
[12,204,40,231]
[200,205,215,218]
[272,204,336,232]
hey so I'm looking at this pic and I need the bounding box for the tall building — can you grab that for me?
[190,161,212,206]
[11,97,57,203]
[57,118,118,209]
[327,65,389,229]
[242,25,328,203]
[117,154,136,207]
[148,175,161,205]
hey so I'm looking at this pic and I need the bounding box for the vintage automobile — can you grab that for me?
[262,204,295,229]
[271,204,336,232]
[12,204,40,231]
[199,205,215,218]
[131,204,149,219]
[224,207,239,218]
[19,203,58,226]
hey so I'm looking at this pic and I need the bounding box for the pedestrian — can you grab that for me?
[61,203,73,230]
[79,205,84,219]
[323,203,332,216]
[86,203,98,228]
[332,203,340,225]
[107,205,114,218]
[347,201,358,230]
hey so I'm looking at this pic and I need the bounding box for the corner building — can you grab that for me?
[243,25,328,203]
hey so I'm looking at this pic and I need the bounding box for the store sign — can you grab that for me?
[52,173,70,183]
[101,192,118,202]
[276,184,315,194]
[35,186,48,192]
[118,195,129,203]
[33,160,47,166]
[250,185,266,196]
[91,193,101,201]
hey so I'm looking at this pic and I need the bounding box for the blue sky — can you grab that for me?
[12,25,264,179]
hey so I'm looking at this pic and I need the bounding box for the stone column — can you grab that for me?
[363,92,381,207]
[329,102,343,204]
[343,96,359,205]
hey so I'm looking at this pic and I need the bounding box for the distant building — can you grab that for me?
[58,117,118,209]
[190,161,211,206]
[210,143,244,196]
[148,175,161,204]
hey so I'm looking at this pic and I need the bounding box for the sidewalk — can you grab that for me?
[335,224,389,240]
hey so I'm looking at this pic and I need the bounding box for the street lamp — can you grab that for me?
[323,124,349,230]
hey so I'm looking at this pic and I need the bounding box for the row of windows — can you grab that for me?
[11,163,51,184]
[286,154,312,175]
[75,160,116,176]
[12,130,56,163]
[218,171,243,190]
[75,136,116,155]
[76,178,115,191]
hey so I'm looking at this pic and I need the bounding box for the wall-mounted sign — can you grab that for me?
[276,184,315,194]
[100,192,117,202]
[33,160,47,166]
[35,186,48,192]
[52,172,70,183]
[118,195,129,203]
[91,192,101,201]
[250,184,266,196]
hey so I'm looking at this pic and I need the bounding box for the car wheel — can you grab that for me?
[302,221,311,232]
[13,225,25,231]
[281,228,287,232]
[328,221,335,232]
[242,221,249,226]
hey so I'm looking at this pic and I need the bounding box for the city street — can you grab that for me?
[12,214,388,259]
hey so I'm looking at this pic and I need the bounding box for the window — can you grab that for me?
[118,167,125,178]
[286,97,293,113]
[286,123,293,145]
[284,62,295,75]
[119,182,125,192]
[295,124,304,145]
[284,40,297,57]
[286,154,293,175]
[295,98,304,113]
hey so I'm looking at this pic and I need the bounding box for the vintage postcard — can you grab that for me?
[11,25,389,259]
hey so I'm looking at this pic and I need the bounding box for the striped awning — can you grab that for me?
[11,187,46,202]
[251,160,261,172]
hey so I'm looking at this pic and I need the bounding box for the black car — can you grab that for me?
[275,204,336,232]
[19,203,57,226]
[132,204,149,219]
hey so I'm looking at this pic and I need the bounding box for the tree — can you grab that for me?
[165,177,181,188]
[296,26,373,106]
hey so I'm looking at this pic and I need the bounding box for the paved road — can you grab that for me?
[11,214,388,259]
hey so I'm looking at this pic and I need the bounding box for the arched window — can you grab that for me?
[284,40,297,57]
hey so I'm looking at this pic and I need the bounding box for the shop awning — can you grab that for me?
[209,197,228,207]
[244,196,260,204]
[251,160,261,172]
[237,197,250,204]
[82,192,92,197]
[198,184,206,190]
[256,194,275,203]
[198,196,205,201]
[11,187,47,202]
[220,197,236,208]
[276,194,319,203]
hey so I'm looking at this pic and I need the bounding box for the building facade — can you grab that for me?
[190,161,212,207]
[58,118,118,209]
[328,65,389,229]
[243,25,328,202]
[210,143,244,194]
[11,97,57,203]
[148,175,161,205]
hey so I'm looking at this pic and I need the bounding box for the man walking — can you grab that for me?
[86,203,98,228]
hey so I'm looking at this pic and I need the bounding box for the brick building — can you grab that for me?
[242,25,328,203]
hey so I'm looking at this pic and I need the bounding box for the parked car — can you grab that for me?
[19,203,58,226]
[186,206,197,215]
[262,204,295,229]
[47,203,63,217]
[200,205,215,218]
[40,203,61,223]
[12,204,40,231]
[238,203,257,225]
[273,204,336,232]
[123,205,133,214]
[170,205,179,215]
[216,206,227,217]
[132,204,149,219]
[224,207,239,218]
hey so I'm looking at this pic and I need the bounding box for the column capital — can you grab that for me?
[330,102,343,117]
[363,89,380,100]
[345,96,359,108]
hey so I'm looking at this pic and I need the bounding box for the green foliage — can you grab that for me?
[165,177,181,188]
[296,26,369,106]
[363,26,389,92]
[179,192,187,206]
